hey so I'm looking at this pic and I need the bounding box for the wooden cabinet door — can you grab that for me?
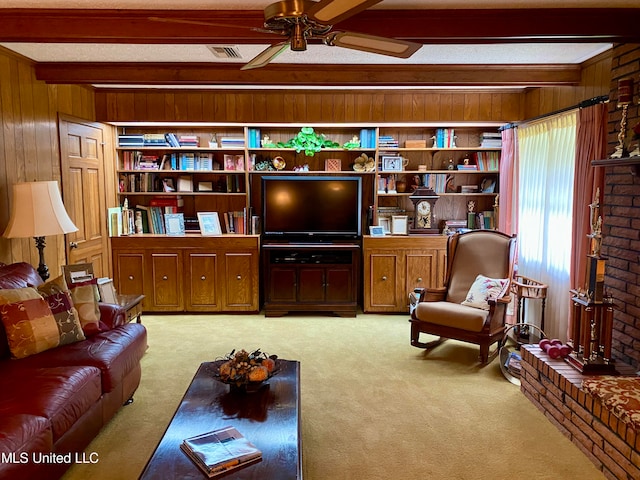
[366,253,401,311]
[150,252,183,311]
[267,267,297,303]
[113,251,145,298]
[405,251,438,311]
[223,252,258,310]
[298,267,325,303]
[406,251,438,291]
[325,267,353,303]
[186,251,219,311]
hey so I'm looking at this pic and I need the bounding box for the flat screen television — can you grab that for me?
[261,175,362,241]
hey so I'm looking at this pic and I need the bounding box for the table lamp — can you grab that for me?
[2,181,78,281]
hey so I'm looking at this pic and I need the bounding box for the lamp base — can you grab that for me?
[34,236,49,282]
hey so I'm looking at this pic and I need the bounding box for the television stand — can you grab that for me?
[262,242,360,317]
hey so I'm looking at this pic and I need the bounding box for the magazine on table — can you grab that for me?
[180,426,262,477]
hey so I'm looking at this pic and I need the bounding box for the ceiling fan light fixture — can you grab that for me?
[290,22,307,51]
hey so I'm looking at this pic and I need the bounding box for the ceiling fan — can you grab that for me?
[151,0,422,70]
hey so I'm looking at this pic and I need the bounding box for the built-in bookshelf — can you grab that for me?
[112,123,502,236]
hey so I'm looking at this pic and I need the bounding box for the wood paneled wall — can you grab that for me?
[0,48,98,276]
[524,51,612,118]
[95,90,526,124]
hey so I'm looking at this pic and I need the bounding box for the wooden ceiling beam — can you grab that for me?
[34,63,581,87]
[0,8,638,44]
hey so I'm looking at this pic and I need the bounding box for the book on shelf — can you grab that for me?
[165,133,181,147]
[180,426,262,478]
[480,132,502,148]
[178,134,199,147]
[108,207,123,236]
[248,128,261,148]
[143,133,168,146]
[220,136,246,148]
[118,134,145,147]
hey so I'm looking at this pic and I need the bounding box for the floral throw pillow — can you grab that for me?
[461,274,509,310]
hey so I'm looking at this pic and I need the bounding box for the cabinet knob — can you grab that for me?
[162,275,168,281]
[128,275,134,281]
[236,275,242,280]
[382,276,387,281]
[201,275,206,281]
[417,277,423,282]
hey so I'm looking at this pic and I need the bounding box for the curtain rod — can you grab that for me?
[499,95,610,131]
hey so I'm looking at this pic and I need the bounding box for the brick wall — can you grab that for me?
[602,44,640,369]
[520,345,639,480]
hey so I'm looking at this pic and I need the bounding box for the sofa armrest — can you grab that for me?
[98,302,127,329]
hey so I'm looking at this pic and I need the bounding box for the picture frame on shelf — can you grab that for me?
[97,278,118,304]
[378,217,391,234]
[164,213,185,236]
[369,225,385,237]
[197,212,222,236]
[62,263,94,286]
[381,156,403,172]
[391,215,409,235]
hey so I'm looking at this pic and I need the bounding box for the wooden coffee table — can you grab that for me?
[139,360,302,479]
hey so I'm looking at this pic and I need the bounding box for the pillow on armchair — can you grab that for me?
[461,274,509,310]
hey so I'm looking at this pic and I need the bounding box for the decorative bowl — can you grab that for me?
[214,349,279,392]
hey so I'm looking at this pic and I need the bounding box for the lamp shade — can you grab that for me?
[3,181,78,238]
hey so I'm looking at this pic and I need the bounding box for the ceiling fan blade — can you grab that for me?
[329,31,422,59]
[241,42,290,70]
[148,16,255,30]
[307,0,383,25]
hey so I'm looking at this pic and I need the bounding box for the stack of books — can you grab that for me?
[178,134,199,147]
[220,136,246,148]
[378,135,398,148]
[118,134,145,147]
[180,426,262,478]
[480,132,502,148]
[143,134,168,146]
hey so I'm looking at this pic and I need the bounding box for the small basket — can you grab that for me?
[511,275,547,299]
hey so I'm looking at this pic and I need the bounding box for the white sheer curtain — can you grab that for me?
[517,111,577,340]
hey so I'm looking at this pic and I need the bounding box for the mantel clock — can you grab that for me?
[409,187,440,234]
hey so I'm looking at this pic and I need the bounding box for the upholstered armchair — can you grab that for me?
[409,230,517,364]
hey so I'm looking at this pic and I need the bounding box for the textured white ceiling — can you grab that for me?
[2,42,611,65]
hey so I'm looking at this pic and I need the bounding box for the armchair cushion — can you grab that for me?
[461,274,509,310]
[414,301,489,333]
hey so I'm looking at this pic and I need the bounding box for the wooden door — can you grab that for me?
[186,251,219,311]
[59,116,109,277]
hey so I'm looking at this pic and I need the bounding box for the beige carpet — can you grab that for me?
[62,313,605,480]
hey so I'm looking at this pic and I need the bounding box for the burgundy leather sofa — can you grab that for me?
[0,262,147,480]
